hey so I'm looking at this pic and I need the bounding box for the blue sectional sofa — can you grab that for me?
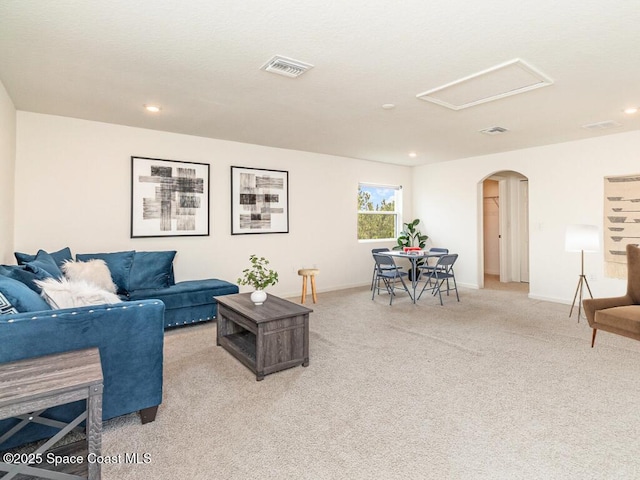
[0,247,239,450]
[9,247,239,328]
[0,299,165,450]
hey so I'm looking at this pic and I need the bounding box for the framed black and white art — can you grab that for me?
[231,166,289,235]
[131,156,210,238]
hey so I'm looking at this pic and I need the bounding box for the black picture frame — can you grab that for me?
[131,156,210,238]
[231,166,289,235]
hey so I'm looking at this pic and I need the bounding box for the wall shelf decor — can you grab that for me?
[131,156,210,237]
[231,166,289,235]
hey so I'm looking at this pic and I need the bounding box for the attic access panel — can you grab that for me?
[417,59,553,110]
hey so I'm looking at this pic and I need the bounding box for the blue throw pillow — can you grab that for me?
[15,247,72,268]
[128,251,177,290]
[0,264,52,293]
[76,251,135,294]
[25,250,64,279]
[0,275,51,312]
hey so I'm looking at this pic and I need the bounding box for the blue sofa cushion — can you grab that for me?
[128,251,177,290]
[0,264,53,293]
[25,250,64,279]
[0,275,51,312]
[15,247,72,268]
[127,279,238,310]
[76,251,135,294]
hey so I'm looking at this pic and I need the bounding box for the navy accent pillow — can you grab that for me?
[0,264,52,293]
[25,250,64,279]
[76,251,135,294]
[15,247,72,268]
[0,275,51,312]
[128,251,177,291]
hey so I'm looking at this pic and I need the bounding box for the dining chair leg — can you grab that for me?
[591,328,597,348]
[436,280,445,305]
[371,273,377,300]
[417,274,434,300]
[370,265,376,290]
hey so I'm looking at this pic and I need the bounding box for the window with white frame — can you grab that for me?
[357,183,402,240]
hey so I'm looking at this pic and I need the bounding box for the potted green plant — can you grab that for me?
[393,219,428,280]
[237,254,279,305]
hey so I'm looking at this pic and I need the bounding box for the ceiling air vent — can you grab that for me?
[581,120,621,131]
[480,126,509,135]
[261,55,314,78]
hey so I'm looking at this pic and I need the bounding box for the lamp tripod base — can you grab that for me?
[569,274,593,322]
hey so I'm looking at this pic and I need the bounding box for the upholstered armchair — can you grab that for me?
[583,243,640,347]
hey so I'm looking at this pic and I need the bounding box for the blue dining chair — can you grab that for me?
[370,248,402,290]
[417,253,459,305]
[372,253,412,305]
[419,247,449,275]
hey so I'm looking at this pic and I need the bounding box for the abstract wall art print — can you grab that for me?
[131,156,210,237]
[231,166,289,235]
[604,173,640,278]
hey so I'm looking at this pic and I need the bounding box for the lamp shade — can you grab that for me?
[565,224,600,252]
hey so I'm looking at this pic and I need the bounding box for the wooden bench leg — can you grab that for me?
[311,275,317,303]
[301,275,308,303]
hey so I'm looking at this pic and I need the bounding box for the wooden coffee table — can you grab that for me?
[0,348,103,480]
[215,293,313,381]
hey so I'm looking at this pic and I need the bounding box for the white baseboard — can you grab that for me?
[527,293,572,305]
[278,281,372,300]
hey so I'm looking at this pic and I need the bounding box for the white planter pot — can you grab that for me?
[250,290,267,306]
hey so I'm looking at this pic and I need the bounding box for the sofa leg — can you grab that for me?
[140,406,158,424]
[591,328,597,348]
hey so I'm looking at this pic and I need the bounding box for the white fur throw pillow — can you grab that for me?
[35,278,122,310]
[61,259,117,294]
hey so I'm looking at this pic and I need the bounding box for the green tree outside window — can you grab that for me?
[357,184,401,240]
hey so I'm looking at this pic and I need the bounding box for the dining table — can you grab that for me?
[383,249,447,303]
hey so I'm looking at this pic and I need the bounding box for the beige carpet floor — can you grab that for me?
[94,285,640,479]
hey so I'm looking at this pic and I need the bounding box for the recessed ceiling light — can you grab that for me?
[623,107,638,115]
[408,152,417,158]
[382,104,396,110]
[144,104,161,113]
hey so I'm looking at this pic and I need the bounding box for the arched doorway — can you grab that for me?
[478,170,529,291]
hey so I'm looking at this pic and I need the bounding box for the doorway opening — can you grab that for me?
[478,171,529,292]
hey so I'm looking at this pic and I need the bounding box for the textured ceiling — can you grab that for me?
[1,0,639,166]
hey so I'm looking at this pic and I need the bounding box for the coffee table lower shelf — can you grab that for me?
[223,331,257,364]
[215,293,312,381]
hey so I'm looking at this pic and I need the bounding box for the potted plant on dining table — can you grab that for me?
[393,219,428,280]
[237,254,279,305]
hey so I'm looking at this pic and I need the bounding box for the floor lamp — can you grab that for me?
[565,224,600,321]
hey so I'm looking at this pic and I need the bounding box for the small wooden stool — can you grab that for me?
[298,268,319,304]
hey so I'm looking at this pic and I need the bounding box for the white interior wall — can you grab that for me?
[14,112,412,297]
[413,130,640,304]
[0,82,16,264]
